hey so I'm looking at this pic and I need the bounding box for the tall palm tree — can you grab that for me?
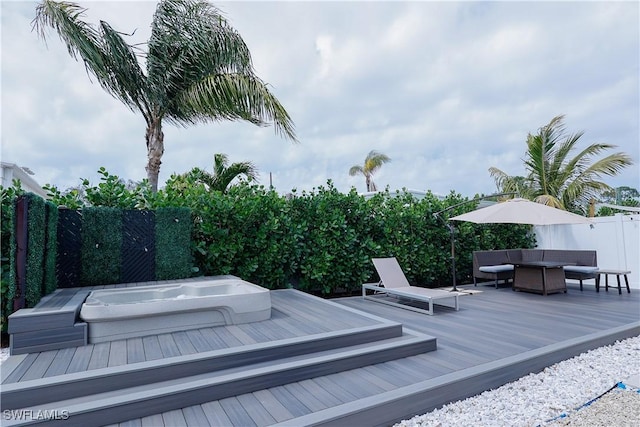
[489,115,633,214]
[349,150,391,192]
[188,153,258,193]
[33,0,297,191]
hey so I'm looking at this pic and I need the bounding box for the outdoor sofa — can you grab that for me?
[473,249,599,290]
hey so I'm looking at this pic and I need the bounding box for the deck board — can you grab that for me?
[140,413,164,427]
[184,329,213,353]
[181,406,211,427]
[281,382,329,412]
[161,409,187,427]
[219,397,257,427]
[251,389,294,423]
[87,342,110,370]
[141,335,163,361]
[236,393,277,427]
[44,347,74,377]
[269,386,311,418]
[312,375,360,402]
[157,333,181,358]
[172,331,198,355]
[2,353,38,383]
[126,338,146,364]
[210,327,244,347]
[200,401,233,427]
[20,350,56,381]
[65,344,93,373]
[108,340,128,367]
[296,379,343,408]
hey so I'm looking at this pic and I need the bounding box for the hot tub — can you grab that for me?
[80,277,271,343]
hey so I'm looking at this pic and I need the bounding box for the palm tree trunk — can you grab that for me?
[145,118,165,192]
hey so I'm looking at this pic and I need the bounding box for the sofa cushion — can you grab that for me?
[563,265,599,273]
[479,264,514,273]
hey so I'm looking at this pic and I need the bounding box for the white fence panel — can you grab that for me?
[534,213,639,289]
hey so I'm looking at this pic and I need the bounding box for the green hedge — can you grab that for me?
[1,185,20,331]
[43,201,59,295]
[44,169,537,296]
[177,182,535,295]
[155,207,192,280]
[289,186,377,294]
[25,194,46,307]
[81,207,122,286]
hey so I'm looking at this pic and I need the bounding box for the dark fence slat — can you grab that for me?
[56,209,83,288]
[121,210,156,283]
[14,196,28,311]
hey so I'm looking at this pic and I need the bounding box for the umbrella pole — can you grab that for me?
[448,223,458,292]
[433,192,517,293]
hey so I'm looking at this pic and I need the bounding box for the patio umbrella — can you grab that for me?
[449,198,591,225]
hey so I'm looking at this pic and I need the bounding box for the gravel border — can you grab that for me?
[395,335,640,427]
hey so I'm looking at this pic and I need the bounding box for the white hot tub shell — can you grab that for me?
[80,278,271,343]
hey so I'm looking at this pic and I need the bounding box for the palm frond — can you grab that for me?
[349,165,364,176]
[364,150,391,174]
[533,194,564,209]
[213,162,259,192]
[213,153,229,178]
[33,1,149,116]
[148,1,264,120]
[171,73,297,141]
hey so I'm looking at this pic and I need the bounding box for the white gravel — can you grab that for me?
[395,335,640,427]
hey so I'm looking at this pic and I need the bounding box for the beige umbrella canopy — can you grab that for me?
[449,198,591,225]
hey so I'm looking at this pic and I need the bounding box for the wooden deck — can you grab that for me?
[1,280,638,426]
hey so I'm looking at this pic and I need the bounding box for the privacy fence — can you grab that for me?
[1,193,192,331]
[56,206,192,288]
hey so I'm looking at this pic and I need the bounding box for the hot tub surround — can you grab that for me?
[80,277,271,343]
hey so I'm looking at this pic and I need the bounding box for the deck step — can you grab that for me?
[8,289,91,355]
[1,329,436,427]
[1,321,407,407]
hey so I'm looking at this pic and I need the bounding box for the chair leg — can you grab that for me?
[579,279,583,291]
[624,275,631,293]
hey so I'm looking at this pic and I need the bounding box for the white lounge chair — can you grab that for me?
[362,257,460,315]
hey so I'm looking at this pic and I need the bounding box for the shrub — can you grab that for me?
[155,207,193,280]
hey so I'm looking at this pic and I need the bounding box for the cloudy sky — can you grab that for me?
[2,0,638,198]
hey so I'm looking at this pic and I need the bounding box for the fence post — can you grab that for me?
[13,196,28,311]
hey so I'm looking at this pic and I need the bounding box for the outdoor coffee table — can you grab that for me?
[598,269,632,294]
[513,261,568,296]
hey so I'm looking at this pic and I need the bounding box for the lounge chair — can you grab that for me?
[362,257,460,315]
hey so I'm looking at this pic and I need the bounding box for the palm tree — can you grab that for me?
[187,153,258,193]
[349,150,391,192]
[33,0,297,191]
[489,115,633,214]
